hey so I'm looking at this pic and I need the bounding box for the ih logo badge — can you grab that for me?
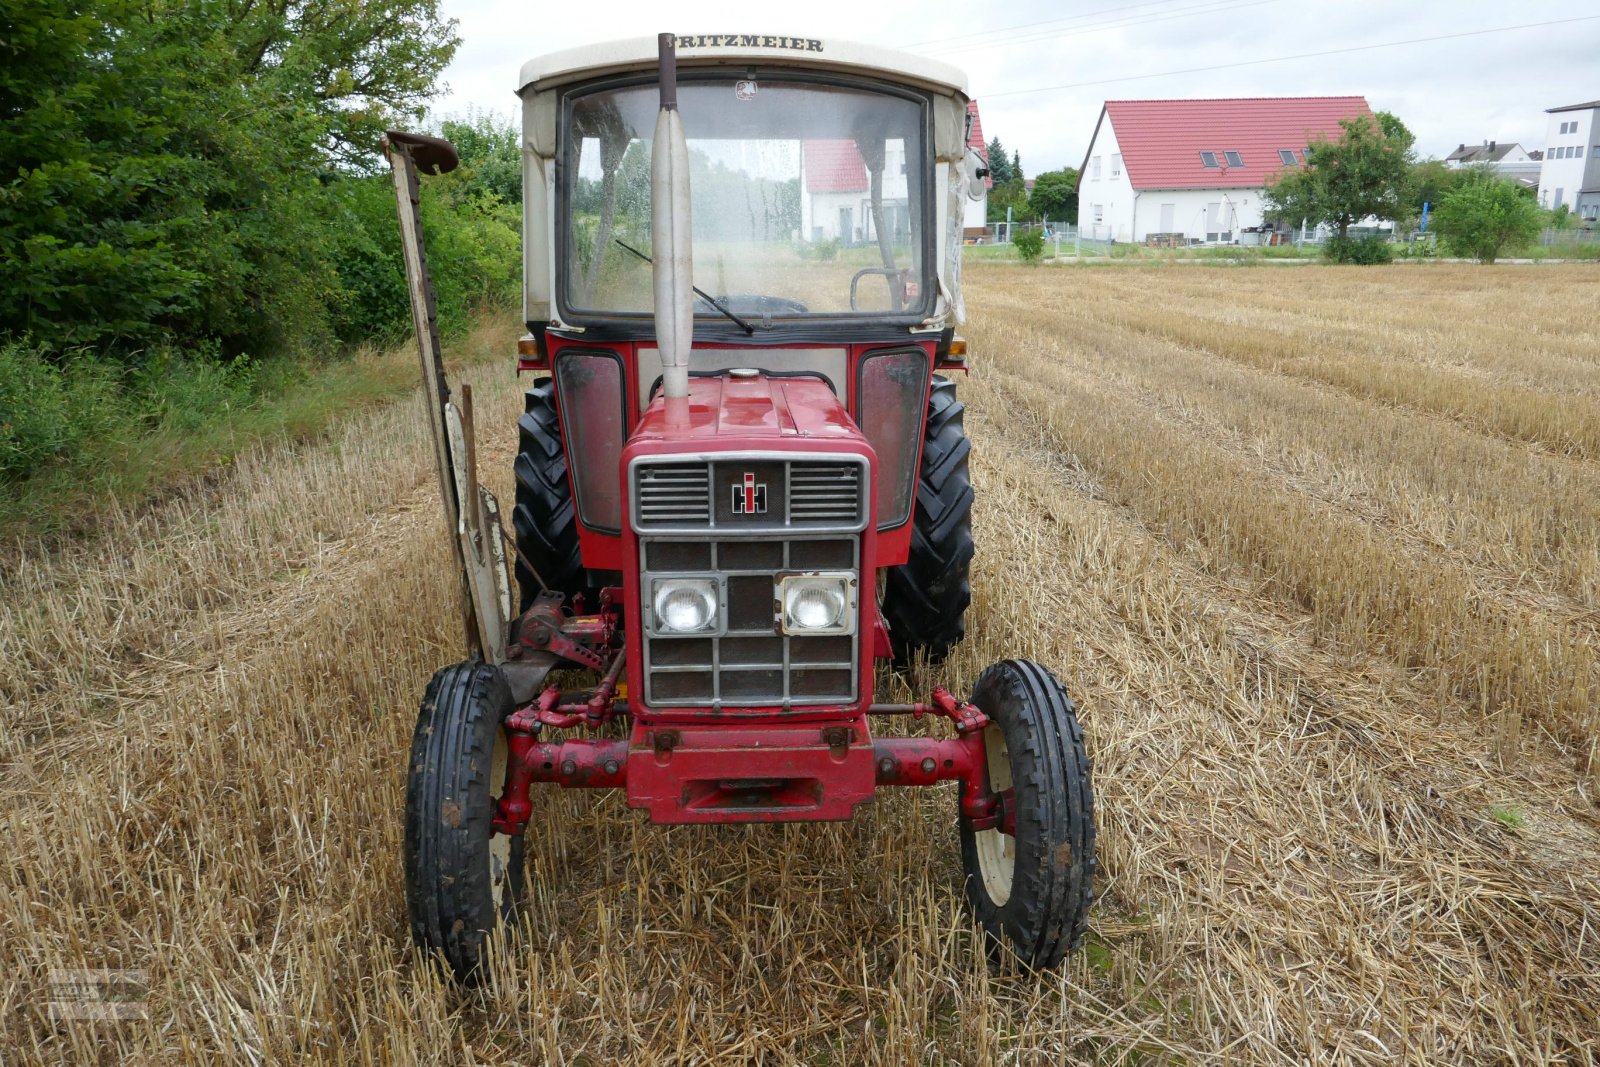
[732,471,767,514]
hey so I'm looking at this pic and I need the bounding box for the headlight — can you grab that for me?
[780,573,857,635]
[651,578,720,634]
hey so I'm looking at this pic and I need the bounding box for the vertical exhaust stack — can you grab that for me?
[652,32,693,407]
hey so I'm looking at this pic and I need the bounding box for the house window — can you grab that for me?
[1278,149,1296,165]
[1301,147,1311,161]
[1199,150,1219,168]
[1592,145,1600,158]
[1224,150,1243,168]
[1092,204,1103,224]
[1111,153,1121,176]
[1092,155,1102,178]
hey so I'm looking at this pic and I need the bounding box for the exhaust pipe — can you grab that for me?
[651,32,693,401]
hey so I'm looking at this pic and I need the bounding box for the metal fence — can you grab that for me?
[1539,227,1600,246]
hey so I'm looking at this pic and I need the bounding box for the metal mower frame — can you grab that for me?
[382,34,1094,981]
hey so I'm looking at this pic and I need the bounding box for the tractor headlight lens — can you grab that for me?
[652,578,719,634]
[780,574,856,635]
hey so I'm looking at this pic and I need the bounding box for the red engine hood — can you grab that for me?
[631,374,865,446]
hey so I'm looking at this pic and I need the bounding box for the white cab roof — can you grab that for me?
[519,35,968,97]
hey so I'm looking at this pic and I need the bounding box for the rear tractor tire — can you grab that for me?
[513,380,599,613]
[404,661,525,982]
[882,376,974,668]
[960,659,1095,970]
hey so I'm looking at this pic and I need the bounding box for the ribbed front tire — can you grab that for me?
[404,661,524,982]
[960,660,1095,970]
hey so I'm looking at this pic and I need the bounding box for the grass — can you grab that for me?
[3,264,1599,1064]
[0,315,514,546]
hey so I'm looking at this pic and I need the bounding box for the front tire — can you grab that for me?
[882,376,974,667]
[959,660,1095,969]
[404,661,525,982]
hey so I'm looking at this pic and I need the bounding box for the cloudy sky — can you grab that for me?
[427,2,1600,174]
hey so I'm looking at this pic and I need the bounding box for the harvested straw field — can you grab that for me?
[4,262,1599,1065]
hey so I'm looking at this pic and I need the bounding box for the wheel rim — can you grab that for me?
[488,725,514,913]
[974,723,1015,906]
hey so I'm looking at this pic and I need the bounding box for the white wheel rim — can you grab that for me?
[488,725,513,912]
[974,723,1015,906]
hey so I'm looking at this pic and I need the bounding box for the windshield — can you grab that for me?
[561,77,930,322]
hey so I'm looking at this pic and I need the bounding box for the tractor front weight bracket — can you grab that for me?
[491,684,1012,836]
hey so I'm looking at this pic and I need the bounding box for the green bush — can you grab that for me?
[0,341,115,479]
[1324,235,1394,264]
[1013,228,1045,262]
[1432,170,1544,264]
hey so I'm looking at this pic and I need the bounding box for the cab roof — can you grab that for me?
[518,35,968,97]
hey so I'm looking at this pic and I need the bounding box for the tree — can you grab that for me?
[1264,111,1415,242]
[1012,227,1044,262]
[1431,169,1543,264]
[1408,158,1468,230]
[0,0,460,357]
[986,137,1013,185]
[1028,168,1079,223]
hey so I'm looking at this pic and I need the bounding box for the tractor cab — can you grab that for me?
[385,35,1092,985]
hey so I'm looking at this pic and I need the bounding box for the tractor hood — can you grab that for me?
[632,373,865,446]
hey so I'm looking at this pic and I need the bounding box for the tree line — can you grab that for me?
[1,0,522,484]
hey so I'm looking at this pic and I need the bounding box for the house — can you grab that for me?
[1537,99,1600,220]
[963,100,989,238]
[1073,96,1374,243]
[798,139,911,244]
[1445,140,1542,192]
[1445,141,1531,167]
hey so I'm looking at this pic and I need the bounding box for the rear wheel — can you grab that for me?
[959,659,1095,969]
[882,376,974,667]
[404,661,525,982]
[513,380,597,613]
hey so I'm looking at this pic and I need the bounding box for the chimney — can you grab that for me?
[1489,140,1496,152]
[1458,143,1465,152]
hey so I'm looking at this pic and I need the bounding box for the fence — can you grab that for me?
[1538,227,1600,246]
[966,222,1110,256]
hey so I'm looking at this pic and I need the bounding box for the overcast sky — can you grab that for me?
[427,2,1600,174]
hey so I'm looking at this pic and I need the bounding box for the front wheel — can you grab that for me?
[959,659,1095,969]
[404,661,525,982]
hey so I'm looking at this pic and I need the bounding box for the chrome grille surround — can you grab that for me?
[631,452,869,709]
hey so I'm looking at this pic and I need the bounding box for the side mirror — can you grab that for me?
[963,148,988,201]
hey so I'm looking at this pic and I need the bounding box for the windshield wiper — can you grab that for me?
[614,239,755,335]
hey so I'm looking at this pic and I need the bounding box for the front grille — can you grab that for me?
[642,538,859,707]
[788,463,862,522]
[632,457,868,531]
[633,452,868,709]
[636,463,711,525]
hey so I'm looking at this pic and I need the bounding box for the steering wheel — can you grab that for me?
[849,268,909,312]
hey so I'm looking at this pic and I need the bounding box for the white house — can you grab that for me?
[1074,96,1375,244]
[1445,141,1532,167]
[963,100,989,237]
[1537,100,1600,220]
[799,139,910,243]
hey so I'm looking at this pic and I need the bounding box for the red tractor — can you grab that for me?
[382,33,1094,982]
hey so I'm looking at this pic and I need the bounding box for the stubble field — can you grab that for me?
[3,262,1598,1065]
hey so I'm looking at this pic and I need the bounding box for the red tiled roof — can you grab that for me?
[967,100,992,189]
[1096,96,1373,190]
[803,140,867,193]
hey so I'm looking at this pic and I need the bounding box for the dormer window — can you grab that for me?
[1278,149,1296,165]
[1199,151,1219,168]
[1224,150,1243,168]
